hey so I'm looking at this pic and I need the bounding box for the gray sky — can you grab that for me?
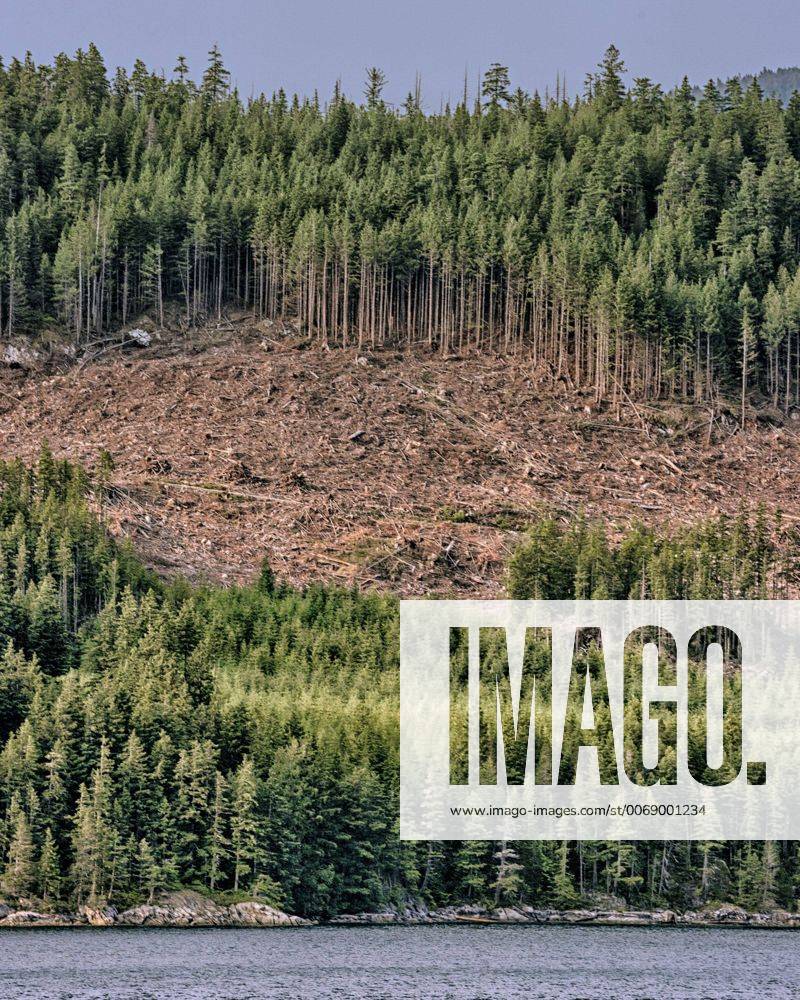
[2,0,800,107]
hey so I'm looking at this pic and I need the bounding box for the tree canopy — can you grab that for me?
[1,46,800,411]
[0,451,797,915]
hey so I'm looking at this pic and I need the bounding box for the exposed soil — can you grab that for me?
[1,322,798,596]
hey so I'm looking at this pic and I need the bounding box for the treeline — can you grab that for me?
[709,67,800,107]
[508,512,800,600]
[3,47,800,410]
[0,451,798,915]
[0,452,402,915]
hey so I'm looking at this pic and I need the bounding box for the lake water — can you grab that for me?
[0,925,796,999]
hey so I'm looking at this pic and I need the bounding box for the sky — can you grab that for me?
[2,0,800,108]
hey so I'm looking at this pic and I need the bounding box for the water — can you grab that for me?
[0,925,796,999]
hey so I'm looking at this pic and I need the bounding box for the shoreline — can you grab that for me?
[1,893,798,930]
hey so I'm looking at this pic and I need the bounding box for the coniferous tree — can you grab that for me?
[0,44,798,407]
[231,756,261,892]
[207,771,230,893]
[2,800,35,897]
[0,453,795,915]
[37,826,61,906]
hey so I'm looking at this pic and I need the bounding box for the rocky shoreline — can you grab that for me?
[0,890,310,929]
[1,891,798,929]
[328,901,800,929]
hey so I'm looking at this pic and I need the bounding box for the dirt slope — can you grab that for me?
[1,326,798,596]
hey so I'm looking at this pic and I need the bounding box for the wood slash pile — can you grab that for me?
[0,323,797,596]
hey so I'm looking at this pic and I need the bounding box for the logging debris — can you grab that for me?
[0,322,797,596]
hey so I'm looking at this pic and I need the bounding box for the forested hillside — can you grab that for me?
[1,452,798,916]
[706,68,800,108]
[3,45,800,411]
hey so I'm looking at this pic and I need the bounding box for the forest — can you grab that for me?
[1,450,798,917]
[3,45,800,413]
[710,67,800,107]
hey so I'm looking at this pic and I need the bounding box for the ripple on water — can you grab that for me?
[0,924,797,1000]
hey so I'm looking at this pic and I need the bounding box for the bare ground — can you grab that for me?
[1,323,798,596]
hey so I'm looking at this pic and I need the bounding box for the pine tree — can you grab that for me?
[201,44,229,102]
[738,283,757,427]
[136,838,160,903]
[364,67,387,109]
[141,241,165,327]
[58,143,82,220]
[174,740,216,882]
[491,841,524,906]
[231,756,262,892]
[2,802,35,897]
[173,55,190,85]
[453,840,488,900]
[597,45,625,113]
[207,771,230,892]
[37,826,61,906]
[482,64,511,108]
[552,841,579,907]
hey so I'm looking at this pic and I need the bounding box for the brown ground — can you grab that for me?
[1,323,798,596]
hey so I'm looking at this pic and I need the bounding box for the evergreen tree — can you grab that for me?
[482,64,511,108]
[231,756,262,892]
[0,452,795,914]
[207,771,230,892]
[37,826,61,906]
[2,801,35,897]
[201,45,229,102]
[491,841,524,906]
[364,67,387,109]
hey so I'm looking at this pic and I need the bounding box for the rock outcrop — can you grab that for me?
[0,889,309,928]
[327,901,800,928]
[79,905,118,927]
[0,910,77,926]
[679,905,800,928]
[0,892,797,928]
[2,343,41,369]
[115,889,310,927]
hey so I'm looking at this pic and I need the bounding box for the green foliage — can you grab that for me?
[0,448,157,680]
[0,454,798,915]
[508,511,793,600]
[0,46,799,407]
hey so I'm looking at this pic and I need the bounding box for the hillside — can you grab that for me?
[1,322,797,596]
[0,449,790,917]
[715,67,800,104]
[4,44,800,417]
